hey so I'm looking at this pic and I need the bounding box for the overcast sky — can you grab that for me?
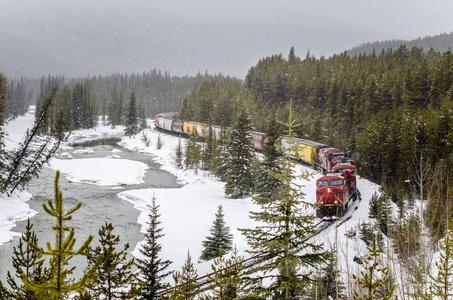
[0,0,452,78]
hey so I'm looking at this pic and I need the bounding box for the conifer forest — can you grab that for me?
[3,6,453,299]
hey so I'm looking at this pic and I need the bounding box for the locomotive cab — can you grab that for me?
[316,174,353,219]
[329,163,358,201]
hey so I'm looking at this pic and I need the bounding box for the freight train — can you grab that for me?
[155,113,359,218]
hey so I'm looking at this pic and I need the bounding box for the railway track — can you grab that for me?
[156,214,357,298]
[153,124,363,298]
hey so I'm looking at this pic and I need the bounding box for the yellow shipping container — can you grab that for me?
[294,138,326,165]
[183,121,198,136]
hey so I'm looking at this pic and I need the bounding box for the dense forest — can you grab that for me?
[3,40,453,298]
[180,45,453,241]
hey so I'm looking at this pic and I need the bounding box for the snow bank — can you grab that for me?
[49,157,148,186]
[0,112,127,245]
[0,190,35,245]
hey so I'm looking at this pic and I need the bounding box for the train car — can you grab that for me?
[315,147,349,174]
[171,119,184,134]
[157,115,174,132]
[281,137,327,165]
[251,132,266,152]
[329,163,358,201]
[183,121,198,136]
[212,125,222,140]
[316,173,354,218]
[196,123,211,138]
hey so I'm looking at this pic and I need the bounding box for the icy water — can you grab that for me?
[0,137,181,284]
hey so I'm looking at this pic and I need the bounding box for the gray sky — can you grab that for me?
[0,0,452,78]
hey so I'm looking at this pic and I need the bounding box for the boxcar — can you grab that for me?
[172,119,184,134]
[196,123,211,138]
[159,116,174,132]
[183,121,198,136]
[281,137,326,165]
[251,132,266,152]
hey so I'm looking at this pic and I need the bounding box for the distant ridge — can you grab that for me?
[347,32,453,56]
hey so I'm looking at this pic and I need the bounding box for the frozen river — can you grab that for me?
[0,137,181,284]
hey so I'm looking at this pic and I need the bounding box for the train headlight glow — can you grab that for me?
[320,201,324,205]
[334,199,338,204]
[327,188,331,193]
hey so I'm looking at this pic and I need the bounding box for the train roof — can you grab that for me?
[281,136,326,147]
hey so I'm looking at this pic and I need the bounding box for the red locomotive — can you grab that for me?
[316,162,358,218]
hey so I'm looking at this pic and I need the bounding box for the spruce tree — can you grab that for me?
[311,252,345,300]
[175,138,184,169]
[0,73,8,186]
[21,170,101,299]
[224,109,255,198]
[200,205,234,261]
[136,194,172,300]
[430,218,453,299]
[82,222,139,299]
[124,92,139,136]
[6,218,50,299]
[239,101,327,299]
[163,252,200,300]
[353,233,397,300]
[255,117,282,198]
[205,246,246,300]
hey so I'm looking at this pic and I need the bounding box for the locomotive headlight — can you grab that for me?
[334,199,338,204]
[327,188,331,193]
[320,201,324,205]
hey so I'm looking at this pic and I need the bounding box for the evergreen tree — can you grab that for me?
[157,133,163,150]
[353,233,397,300]
[311,252,345,300]
[21,171,101,299]
[0,73,8,187]
[200,205,234,261]
[136,194,172,300]
[429,218,453,299]
[6,218,50,299]
[205,247,246,300]
[224,109,255,198]
[1,88,65,195]
[82,222,139,299]
[255,117,282,198]
[239,102,327,299]
[175,138,184,169]
[124,92,139,136]
[163,252,200,300]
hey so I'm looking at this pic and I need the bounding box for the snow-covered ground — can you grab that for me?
[0,110,397,294]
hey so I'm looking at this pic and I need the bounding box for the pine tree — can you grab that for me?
[429,218,453,299]
[0,280,11,300]
[163,252,200,300]
[124,92,139,136]
[82,222,140,299]
[224,109,255,198]
[205,247,246,300]
[2,88,65,195]
[353,233,397,300]
[6,218,50,299]
[136,194,172,300]
[175,138,184,169]
[0,73,8,186]
[200,205,234,261]
[157,133,163,150]
[311,252,345,300]
[239,101,327,299]
[255,117,282,198]
[21,170,101,299]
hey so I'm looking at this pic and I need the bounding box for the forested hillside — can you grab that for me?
[33,71,239,132]
[181,45,453,242]
[348,32,453,57]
